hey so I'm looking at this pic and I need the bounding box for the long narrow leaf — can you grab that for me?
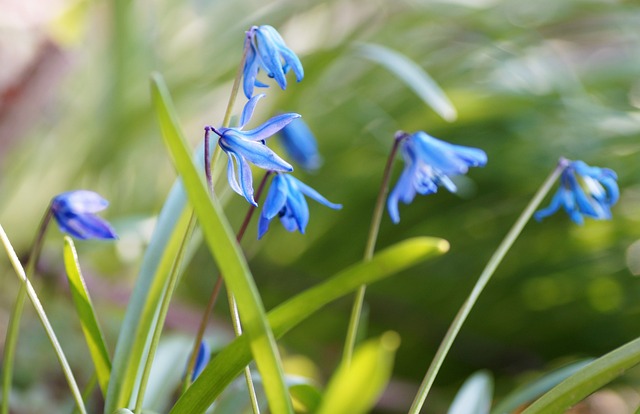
[316,332,400,414]
[491,360,593,414]
[170,236,449,414]
[522,337,640,414]
[151,72,293,414]
[0,224,87,414]
[105,183,194,412]
[355,43,458,122]
[63,236,112,395]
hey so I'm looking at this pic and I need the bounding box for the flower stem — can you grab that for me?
[0,219,87,414]
[133,212,197,414]
[407,160,567,414]
[343,132,408,366]
[183,172,272,398]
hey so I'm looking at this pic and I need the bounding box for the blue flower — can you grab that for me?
[277,117,322,171]
[535,159,619,225]
[215,94,299,206]
[191,341,211,381]
[51,190,118,240]
[243,25,304,99]
[258,173,342,239]
[387,131,487,223]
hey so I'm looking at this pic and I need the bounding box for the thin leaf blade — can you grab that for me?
[63,236,112,395]
[355,43,457,122]
[522,337,640,414]
[170,237,449,414]
[151,72,293,414]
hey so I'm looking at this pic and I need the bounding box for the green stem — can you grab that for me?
[133,213,197,414]
[2,209,53,414]
[0,221,87,414]
[408,159,567,414]
[183,172,271,390]
[343,132,407,366]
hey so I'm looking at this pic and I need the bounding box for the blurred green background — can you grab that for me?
[1,0,639,412]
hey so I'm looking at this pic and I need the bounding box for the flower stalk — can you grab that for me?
[408,159,567,414]
[343,131,409,366]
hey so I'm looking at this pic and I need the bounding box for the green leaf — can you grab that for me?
[151,72,293,414]
[63,236,112,396]
[355,43,457,122]
[105,183,194,412]
[0,224,87,414]
[317,332,400,414]
[491,360,593,414]
[522,338,640,414]
[289,383,322,413]
[447,371,493,414]
[170,236,449,414]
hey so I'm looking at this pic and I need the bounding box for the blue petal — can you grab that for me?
[236,154,257,206]
[54,190,109,214]
[257,215,272,239]
[291,176,342,210]
[283,176,309,233]
[56,213,118,240]
[262,174,288,220]
[242,47,260,99]
[220,133,293,172]
[534,189,564,222]
[192,341,211,381]
[241,113,301,142]
[254,28,287,90]
[278,118,322,171]
[226,153,243,195]
[239,94,265,129]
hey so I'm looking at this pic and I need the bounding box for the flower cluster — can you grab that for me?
[387,131,488,223]
[243,25,304,99]
[535,159,619,224]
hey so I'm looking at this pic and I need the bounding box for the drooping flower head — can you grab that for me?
[51,190,118,240]
[243,25,304,99]
[258,173,342,239]
[387,131,487,223]
[277,117,322,171]
[214,94,299,206]
[535,159,619,225]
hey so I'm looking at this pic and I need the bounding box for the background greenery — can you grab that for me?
[1,0,639,412]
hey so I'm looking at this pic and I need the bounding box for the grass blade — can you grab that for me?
[0,224,87,414]
[105,184,194,412]
[355,43,457,122]
[151,72,293,414]
[522,338,640,414]
[170,236,449,414]
[63,236,112,395]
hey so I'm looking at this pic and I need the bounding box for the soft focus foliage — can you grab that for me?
[1,0,639,412]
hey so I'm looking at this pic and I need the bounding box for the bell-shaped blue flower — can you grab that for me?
[258,173,342,239]
[535,159,619,225]
[243,25,304,99]
[215,94,299,206]
[51,190,118,240]
[387,131,487,223]
[277,117,322,171]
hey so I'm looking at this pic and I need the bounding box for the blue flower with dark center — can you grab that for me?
[277,117,322,171]
[258,173,341,239]
[387,131,487,223]
[51,190,118,240]
[215,94,299,206]
[535,159,619,225]
[243,25,304,99]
